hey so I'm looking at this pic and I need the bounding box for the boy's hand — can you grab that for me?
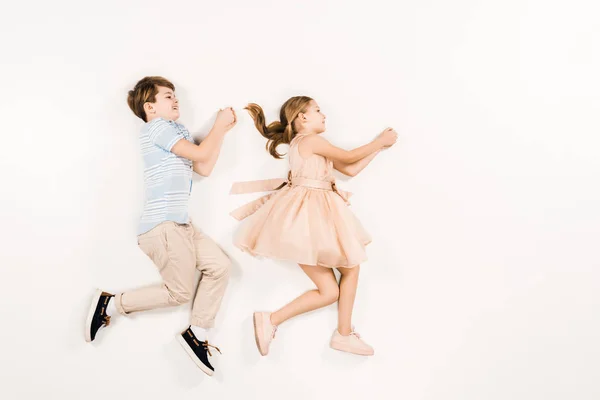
[214,107,237,133]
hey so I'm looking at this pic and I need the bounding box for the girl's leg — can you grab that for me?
[329,265,373,356]
[337,265,360,335]
[270,264,339,326]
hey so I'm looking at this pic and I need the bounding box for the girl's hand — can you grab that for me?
[377,128,398,147]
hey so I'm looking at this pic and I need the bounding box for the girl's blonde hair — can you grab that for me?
[245,96,313,159]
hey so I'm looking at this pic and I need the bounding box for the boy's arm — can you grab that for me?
[170,108,237,176]
[191,128,226,176]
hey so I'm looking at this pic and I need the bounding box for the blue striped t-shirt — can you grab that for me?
[138,117,194,235]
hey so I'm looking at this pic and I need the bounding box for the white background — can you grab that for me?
[1,0,599,399]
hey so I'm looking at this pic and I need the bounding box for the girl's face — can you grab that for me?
[298,100,326,134]
[144,86,180,121]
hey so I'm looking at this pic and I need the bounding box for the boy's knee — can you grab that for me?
[209,254,231,279]
[166,286,193,305]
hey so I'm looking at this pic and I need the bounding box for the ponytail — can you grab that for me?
[245,103,292,159]
[245,96,313,159]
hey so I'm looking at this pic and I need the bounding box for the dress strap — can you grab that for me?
[229,171,352,221]
[290,133,312,148]
[229,171,292,221]
[229,172,291,195]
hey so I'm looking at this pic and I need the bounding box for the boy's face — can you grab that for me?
[144,86,180,121]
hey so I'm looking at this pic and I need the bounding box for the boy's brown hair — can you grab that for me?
[127,76,175,122]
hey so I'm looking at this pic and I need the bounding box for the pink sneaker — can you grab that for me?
[253,311,277,356]
[329,327,374,356]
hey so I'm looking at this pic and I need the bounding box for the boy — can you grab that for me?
[85,76,235,377]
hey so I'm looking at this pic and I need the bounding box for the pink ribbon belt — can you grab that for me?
[229,171,352,221]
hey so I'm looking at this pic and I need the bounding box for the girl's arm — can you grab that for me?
[303,135,383,165]
[302,128,397,168]
[333,150,381,177]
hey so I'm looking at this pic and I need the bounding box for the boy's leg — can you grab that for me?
[175,227,230,376]
[114,222,197,315]
[189,227,231,329]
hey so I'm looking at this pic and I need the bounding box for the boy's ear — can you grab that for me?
[143,102,154,115]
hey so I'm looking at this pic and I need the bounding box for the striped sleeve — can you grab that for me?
[146,118,183,152]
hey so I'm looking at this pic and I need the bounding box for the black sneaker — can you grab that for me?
[177,326,222,376]
[85,289,114,342]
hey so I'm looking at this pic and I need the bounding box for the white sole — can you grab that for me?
[176,334,214,376]
[85,289,103,342]
[253,312,267,356]
[330,341,374,356]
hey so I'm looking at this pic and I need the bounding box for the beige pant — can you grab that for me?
[114,221,230,328]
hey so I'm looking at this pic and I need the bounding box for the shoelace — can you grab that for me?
[271,325,278,339]
[202,341,222,357]
[102,315,111,327]
[349,325,361,339]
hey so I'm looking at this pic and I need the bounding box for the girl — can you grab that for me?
[230,96,397,356]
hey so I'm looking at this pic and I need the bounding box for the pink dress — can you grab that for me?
[230,133,371,268]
